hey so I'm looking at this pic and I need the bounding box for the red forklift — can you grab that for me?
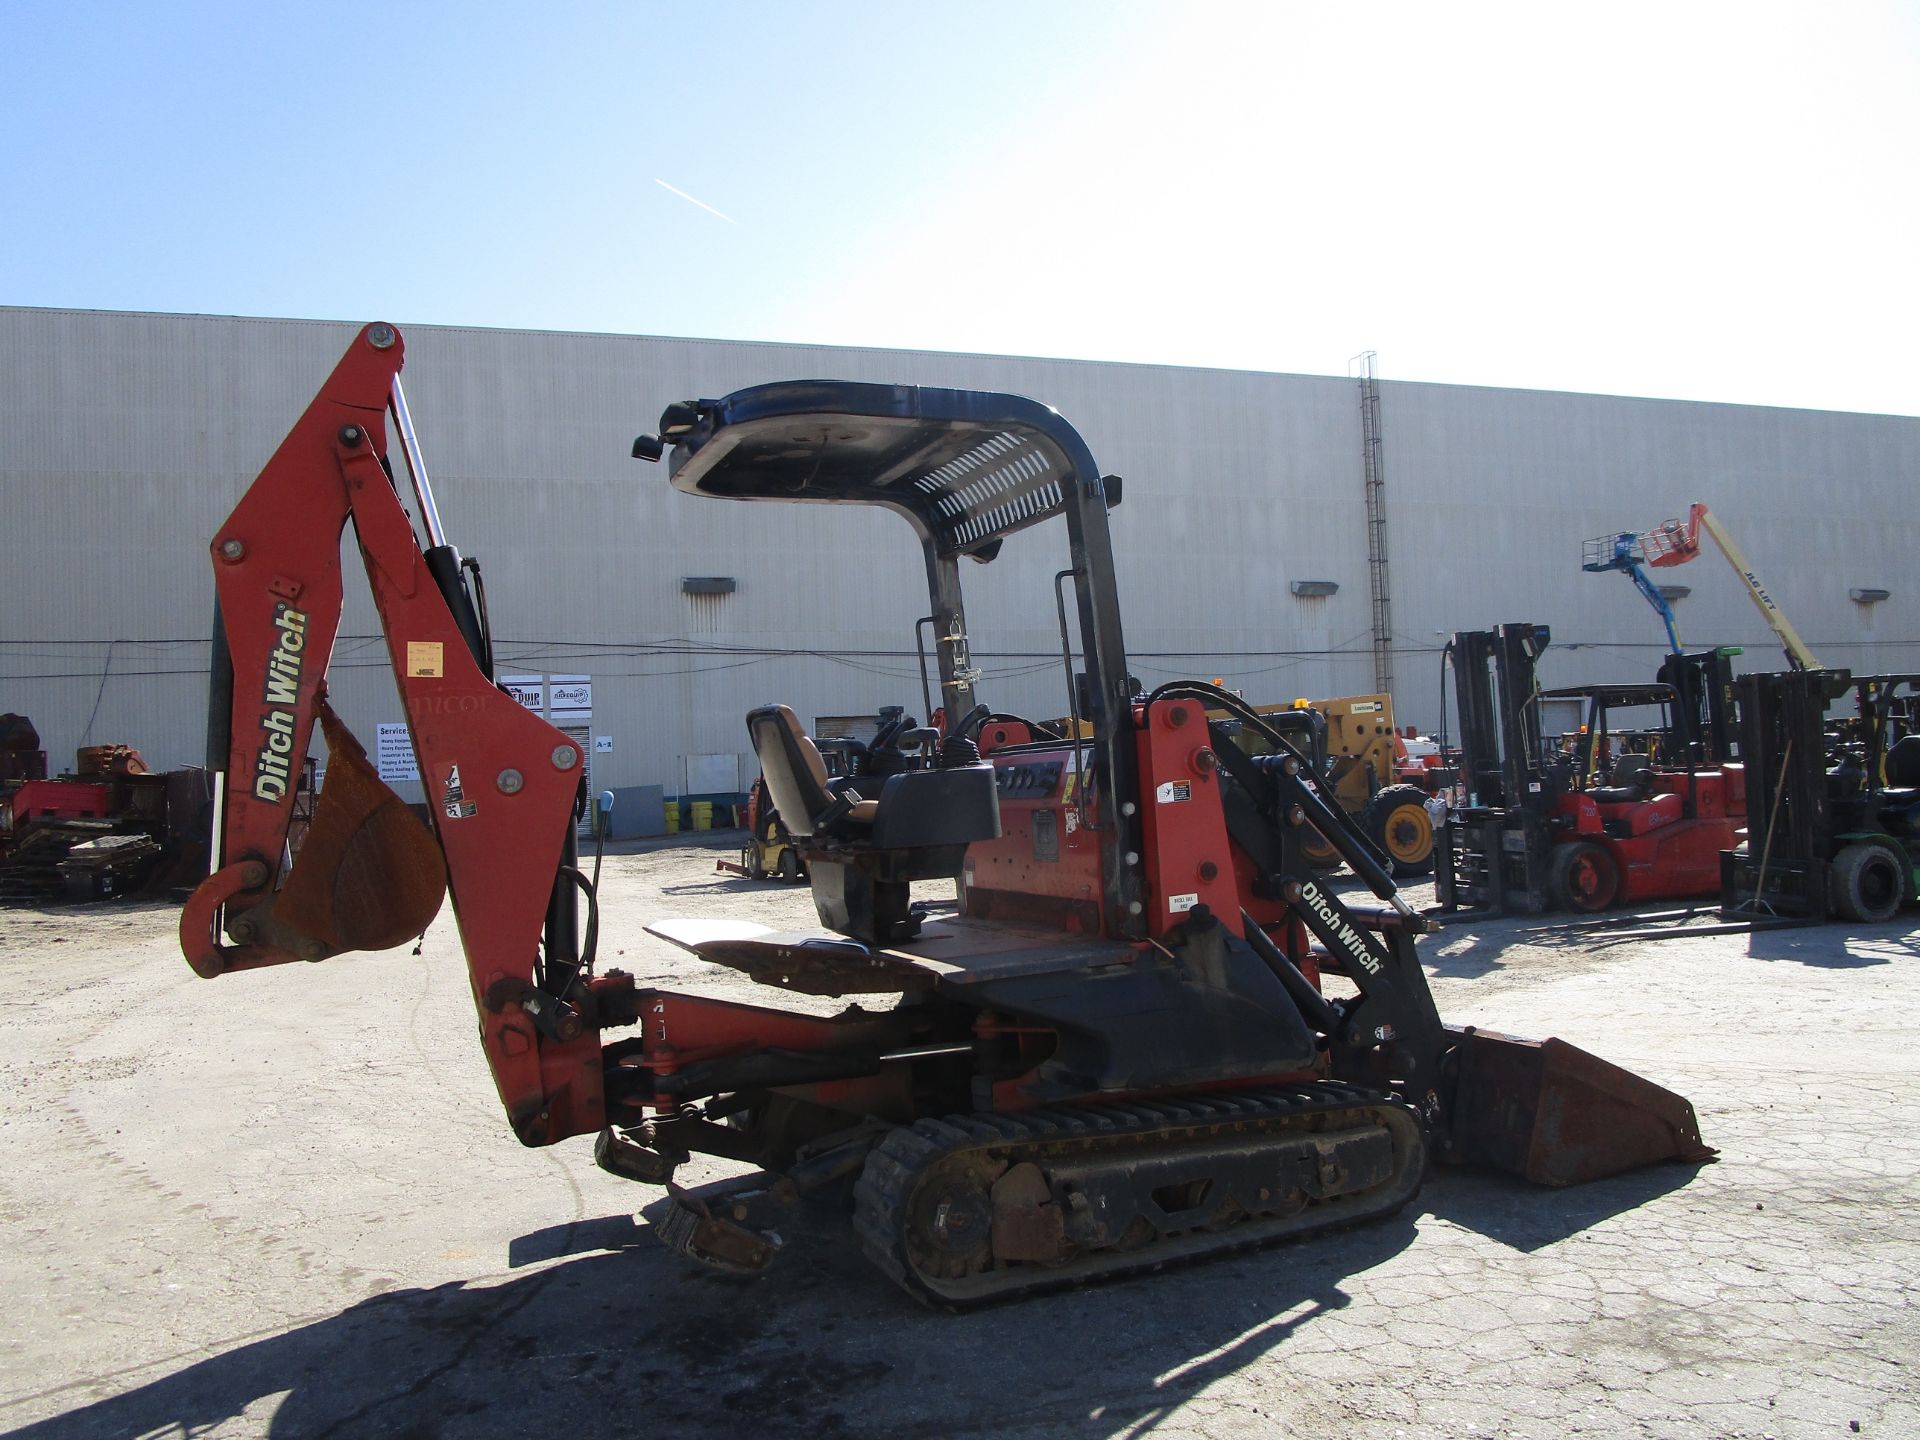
[1435,625,1744,914]
[1532,679,1745,912]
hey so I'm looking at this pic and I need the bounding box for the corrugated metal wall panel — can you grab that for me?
[4,307,1915,802]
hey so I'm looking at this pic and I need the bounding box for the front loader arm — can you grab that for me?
[181,323,604,1146]
[1224,743,1710,1185]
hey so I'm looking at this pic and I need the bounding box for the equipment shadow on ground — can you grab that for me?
[2,1202,1425,1440]
[1418,1156,1712,1253]
[658,874,798,897]
[1745,922,1917,968]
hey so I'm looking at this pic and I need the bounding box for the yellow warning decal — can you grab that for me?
[406,641,445,678]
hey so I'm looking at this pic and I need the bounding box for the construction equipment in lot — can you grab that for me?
[1,735,207,902]
[1434,624,1745,914]
[181,325,1710,1306]
[715,773,807,882]
[1724,669,1920,922]
[1588,503,1822,672]
[1528,679,1745,912]
[1,713,47,782]
[1217,695,1441,877]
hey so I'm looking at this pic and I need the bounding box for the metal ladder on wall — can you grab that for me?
[1352,351,1393,696]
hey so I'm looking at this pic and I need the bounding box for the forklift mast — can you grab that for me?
[1447,623,1552,808]
[1435,623,1557,913]
[1656,647,1740,766]
[1721,668,1852,919]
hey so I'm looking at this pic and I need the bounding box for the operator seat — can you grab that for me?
[1590,752,1654,805]
[744,702,1003,945]
[747,705,876,837]
[1879,736,1920,831]
[1885,734,1920,794]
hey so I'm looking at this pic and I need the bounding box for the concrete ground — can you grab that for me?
[1,836,1915,1439]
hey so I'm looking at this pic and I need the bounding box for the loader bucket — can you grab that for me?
[273,704,447,952]
[1445,1026,1715,1187]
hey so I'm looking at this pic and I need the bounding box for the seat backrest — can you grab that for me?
[1613,751,1652,782]
[1886,733,1920,789]
[746,705,836,837]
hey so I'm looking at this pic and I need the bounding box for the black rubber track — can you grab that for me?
[853,1083,1425,1308]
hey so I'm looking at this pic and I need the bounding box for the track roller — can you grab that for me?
[852,1085,1424,1307]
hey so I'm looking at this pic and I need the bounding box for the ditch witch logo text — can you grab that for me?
[252,603,310,802]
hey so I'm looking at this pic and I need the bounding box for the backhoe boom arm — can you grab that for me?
[181,323,604,1145]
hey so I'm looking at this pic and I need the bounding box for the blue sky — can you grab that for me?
[4,1,1916,414]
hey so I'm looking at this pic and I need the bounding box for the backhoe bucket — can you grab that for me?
[273,704,447,952]
[1446,1026,1714,1187]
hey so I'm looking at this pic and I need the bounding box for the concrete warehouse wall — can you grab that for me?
[3,305,1916,805]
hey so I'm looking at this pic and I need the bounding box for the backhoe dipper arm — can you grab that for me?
[180,323,604,1147]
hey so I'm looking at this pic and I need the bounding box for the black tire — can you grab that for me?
[1300,825,1343,871]
[1549,840,1620,913]
[778,848,802,883]
[1363,783,1436,877]
[746,820,781,881]
[1830,842,1905,923]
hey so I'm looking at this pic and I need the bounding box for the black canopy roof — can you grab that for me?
[662,380,1110,561]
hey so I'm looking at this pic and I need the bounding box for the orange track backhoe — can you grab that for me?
[183,325,1711,1305]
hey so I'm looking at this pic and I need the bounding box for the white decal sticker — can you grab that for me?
[442,763,478,820]
[1155,781,1192,804]
[1168,892,1201,913]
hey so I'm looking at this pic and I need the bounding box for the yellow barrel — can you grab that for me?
[690,800,713,832]
[664,801,680,833]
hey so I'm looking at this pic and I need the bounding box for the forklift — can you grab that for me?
[715,773,807,882]
[1434,624,1741,914]
[1724,670,1920,923]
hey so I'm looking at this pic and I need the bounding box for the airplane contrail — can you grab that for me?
[654,178,739,225]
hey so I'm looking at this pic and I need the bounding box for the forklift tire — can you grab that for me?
[778,849,802,883]
[1829,842,1905,923]
[1364,784,1435,877]
[1549,841,1619,913]
[747,849,768,881]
